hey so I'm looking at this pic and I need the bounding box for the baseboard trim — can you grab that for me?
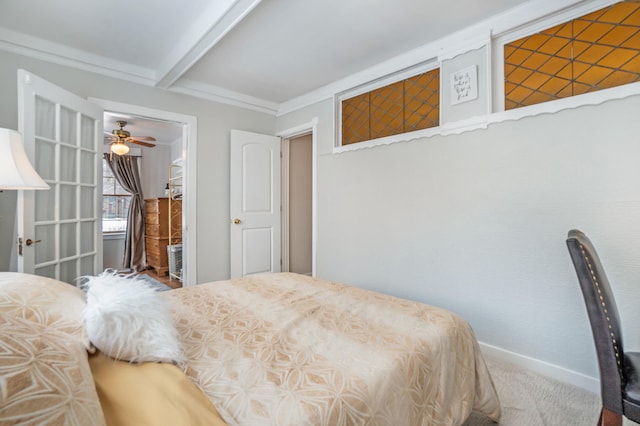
[478,341,600,394]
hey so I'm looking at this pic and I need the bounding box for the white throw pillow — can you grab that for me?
[82,270,183,363]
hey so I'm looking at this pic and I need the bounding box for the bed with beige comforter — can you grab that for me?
[1,272,499,425]
[165,272,501,425]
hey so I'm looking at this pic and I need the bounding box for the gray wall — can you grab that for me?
[139,144,173,199]
[441,47,488,124]
[0,50,276,283]
[276,94,640,381]
[103,235,125,270]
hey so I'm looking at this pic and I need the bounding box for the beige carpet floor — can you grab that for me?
[464,355,636,425]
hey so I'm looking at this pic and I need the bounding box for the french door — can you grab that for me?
[17,70,103,284]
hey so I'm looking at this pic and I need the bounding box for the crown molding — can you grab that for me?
[0,27,156,86]
[0,25,280,114]
[169,79,279,115]
[154,0,264,89]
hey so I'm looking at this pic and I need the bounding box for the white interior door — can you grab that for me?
[230,129,281,278]
[17,70,103,284]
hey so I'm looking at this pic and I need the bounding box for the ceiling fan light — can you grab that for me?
[110,142,130,156]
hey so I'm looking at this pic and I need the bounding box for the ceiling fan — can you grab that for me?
[105,120,156,155]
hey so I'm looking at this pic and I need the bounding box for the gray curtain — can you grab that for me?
[103,153,146,272]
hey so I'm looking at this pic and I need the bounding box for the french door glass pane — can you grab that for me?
[80,151,95,184]
[80,255,94,277]
[60,107,77,146]
[60,223,77,258]
[35,139,55,180]
[80,221,94,253]
[60,145,76,182]
[35,225,55,264]
[35,96,55,140]
[60,259,78,285]
[80,187,94,218]
[81,115,95,149]
[35,188,56,222]
[60,184,77,220]
[35,265,56,280]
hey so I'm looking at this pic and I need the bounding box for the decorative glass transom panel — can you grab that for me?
[505,1,640,110]
[341,68,440,145]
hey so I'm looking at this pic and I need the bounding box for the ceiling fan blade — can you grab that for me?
[128,139,156,147]
[129,136,156,141]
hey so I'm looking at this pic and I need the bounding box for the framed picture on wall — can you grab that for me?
[450,65,478,105]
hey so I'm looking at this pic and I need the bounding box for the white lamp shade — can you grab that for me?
[0,128,49,190]
[110,141,130,156]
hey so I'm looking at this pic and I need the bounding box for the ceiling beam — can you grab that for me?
[155,0,263,89]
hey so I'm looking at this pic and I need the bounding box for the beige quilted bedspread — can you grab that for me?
[163,273,500,426]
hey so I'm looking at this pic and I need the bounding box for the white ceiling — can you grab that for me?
[0,0,534,133]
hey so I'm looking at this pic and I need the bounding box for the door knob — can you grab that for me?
[233,218,241,224]
[18,237,41,256]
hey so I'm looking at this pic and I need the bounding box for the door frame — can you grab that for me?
[89,98,198,286]
[276,117,318,278]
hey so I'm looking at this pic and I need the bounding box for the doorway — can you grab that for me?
[102,112,183,283]
[229,120,317,279]
[90,98,197,286]
[282,133,313,276]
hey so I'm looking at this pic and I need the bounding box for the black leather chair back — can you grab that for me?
[566,229,624,414]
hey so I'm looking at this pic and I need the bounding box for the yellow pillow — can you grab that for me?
[89,351,227,426]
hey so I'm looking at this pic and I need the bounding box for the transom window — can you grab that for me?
[340,68,440,146]
[335,1,640,152]
[505,1,640,110]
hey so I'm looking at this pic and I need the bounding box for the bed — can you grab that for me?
[0,271,500,425]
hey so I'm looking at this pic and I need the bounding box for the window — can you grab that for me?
[102,159,130,233]
[340,67,440,146]
[505,1,640,110]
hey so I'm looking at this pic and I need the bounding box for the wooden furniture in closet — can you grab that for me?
[145,197,181,276]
